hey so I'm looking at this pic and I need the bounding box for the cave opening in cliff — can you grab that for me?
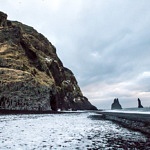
[50,91,58,111]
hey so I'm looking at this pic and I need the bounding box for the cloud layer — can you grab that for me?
[1,0,150,109]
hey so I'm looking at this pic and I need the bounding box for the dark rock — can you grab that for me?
[0,11,97,111]
[0,11,7,27]
[138,98,143,108]
[50,90,58,111]
[111,98,122,110]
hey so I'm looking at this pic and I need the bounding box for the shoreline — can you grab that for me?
[0,109,87,115]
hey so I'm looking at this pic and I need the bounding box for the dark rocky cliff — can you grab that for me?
[0,11,97,111]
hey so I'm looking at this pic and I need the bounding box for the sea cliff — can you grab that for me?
[0,11,97,111]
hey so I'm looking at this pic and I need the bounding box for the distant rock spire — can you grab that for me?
[111,98,122,110]
[138,98,143,108]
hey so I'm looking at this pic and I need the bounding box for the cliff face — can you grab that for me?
[0,11,97,111]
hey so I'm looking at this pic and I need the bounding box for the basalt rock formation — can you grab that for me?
[0,11,97,111]
[138,98,143,108]
[111,98,122,110]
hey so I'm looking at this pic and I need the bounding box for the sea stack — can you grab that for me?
[0,11,97,111]
[138,98,143,108]
[111,98,122,110]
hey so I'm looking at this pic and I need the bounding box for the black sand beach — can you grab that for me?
[97,109,150,135]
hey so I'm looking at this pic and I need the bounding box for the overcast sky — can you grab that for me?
[1,0,150,109]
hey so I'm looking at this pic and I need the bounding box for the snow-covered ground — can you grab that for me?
[0,112,150,150]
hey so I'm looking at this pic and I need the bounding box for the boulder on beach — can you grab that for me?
[138,98,144,108]
[111,98,122,110]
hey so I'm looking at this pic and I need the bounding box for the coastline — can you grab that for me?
[0,109,86,115]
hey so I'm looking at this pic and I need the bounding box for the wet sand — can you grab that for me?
[97,110,150,135]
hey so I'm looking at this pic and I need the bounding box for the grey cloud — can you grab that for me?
[1,0,150,108]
